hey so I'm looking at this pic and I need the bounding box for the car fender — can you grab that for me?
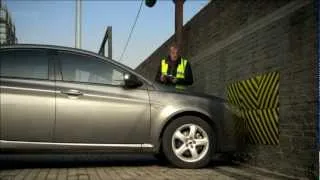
[149,105,215,152]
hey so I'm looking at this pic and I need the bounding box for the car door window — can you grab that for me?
[59,52,124,86]
[0,49,49,80]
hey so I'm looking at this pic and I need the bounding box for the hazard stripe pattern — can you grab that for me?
[227,72,279,145]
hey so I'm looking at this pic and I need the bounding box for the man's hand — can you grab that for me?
[171,77,177,84]
[160,75,167,82]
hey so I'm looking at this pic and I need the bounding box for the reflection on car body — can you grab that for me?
[0,44,238,168]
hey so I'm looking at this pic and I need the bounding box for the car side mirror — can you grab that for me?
[123,73,143,88]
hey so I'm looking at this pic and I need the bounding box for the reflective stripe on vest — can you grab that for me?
[175,84,186,90]
[176,58,187,79]
[161,59,168,75]
[161,58,187,79]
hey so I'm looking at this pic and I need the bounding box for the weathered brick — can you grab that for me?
[136,0,317,178]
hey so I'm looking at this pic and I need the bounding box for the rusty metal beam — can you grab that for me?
[174,0,184,51]
[99,26,112,59]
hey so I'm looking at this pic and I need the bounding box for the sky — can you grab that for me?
[4,0,209,68]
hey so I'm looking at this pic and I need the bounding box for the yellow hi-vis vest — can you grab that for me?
[161,58,188,90]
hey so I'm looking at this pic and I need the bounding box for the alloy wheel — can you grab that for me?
[171,123,209,163]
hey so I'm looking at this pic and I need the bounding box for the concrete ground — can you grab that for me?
[0,154,302,180]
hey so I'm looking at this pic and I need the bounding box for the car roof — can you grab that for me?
[0,44,154,86]
[1,43,116,63]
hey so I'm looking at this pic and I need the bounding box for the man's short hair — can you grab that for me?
[169,42,178,50]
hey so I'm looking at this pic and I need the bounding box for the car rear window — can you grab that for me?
[0,49,49,80]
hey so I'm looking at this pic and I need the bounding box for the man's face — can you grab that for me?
[169,46,178,61]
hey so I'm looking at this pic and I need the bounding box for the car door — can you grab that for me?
[0,48,55,142]
[54,51,150,145]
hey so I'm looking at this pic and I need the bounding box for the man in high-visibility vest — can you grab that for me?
[155,43,193,90]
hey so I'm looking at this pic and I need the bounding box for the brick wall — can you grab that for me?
[136,0,317,178]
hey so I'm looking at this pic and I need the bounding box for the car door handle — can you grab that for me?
[61,89,83,96]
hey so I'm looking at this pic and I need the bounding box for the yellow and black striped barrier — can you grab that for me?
[227,72,279,145]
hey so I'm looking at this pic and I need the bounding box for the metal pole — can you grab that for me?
[107,26,112,59]
[98,26,112,58]
[175,0,183,51]
[75,0,81,48]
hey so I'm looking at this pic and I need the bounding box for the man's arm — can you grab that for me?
[176,61,193,85]
[155,61,163,83]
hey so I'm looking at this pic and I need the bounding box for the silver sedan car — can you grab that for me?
[0,44,238,168]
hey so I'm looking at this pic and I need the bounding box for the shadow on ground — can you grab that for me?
[0,153,237,170]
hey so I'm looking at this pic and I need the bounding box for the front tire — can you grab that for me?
[162,116,214,169]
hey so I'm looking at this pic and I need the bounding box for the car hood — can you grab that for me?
[151,82,226,104]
